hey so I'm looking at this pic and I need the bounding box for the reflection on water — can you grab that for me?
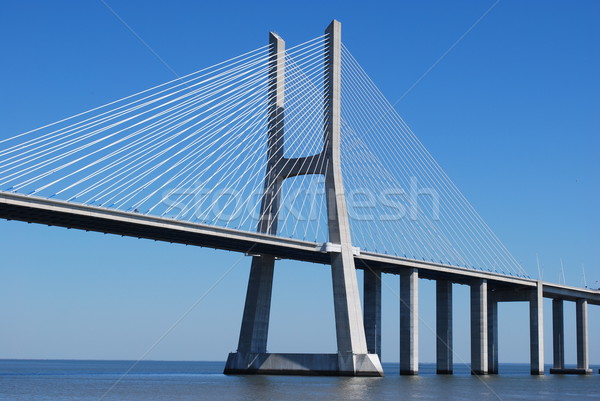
[0,360,598,401]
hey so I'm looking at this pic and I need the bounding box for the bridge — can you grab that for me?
[1,20,597,377]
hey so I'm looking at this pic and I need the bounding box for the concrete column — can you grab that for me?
[324,20,381,375]
[576,299,589,370]
[237,256,275,353]
[234,32,285,355]
[257,32,285,236]
[400,268,418,375]
[529,282,544,375]
[470,279,488,375]
[552,299,565,369]
[436,280,453,374]
[363,269,382,359]
[487,292,498,374]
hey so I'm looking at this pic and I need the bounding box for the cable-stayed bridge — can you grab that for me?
[0,20,597,377]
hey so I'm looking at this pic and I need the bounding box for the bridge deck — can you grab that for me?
[1,191,599,305]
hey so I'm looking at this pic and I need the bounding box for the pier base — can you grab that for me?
[549,368,593,375]
[224,352,383,376]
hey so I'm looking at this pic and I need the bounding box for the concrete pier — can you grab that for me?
[549,298,592,375]
[529,282,544,375]
[364,269,382,359]
[236,256,275,353]
[487,293,498,374]
[576,299,591,373]
[322,19,382,376]
[225,20,383,377]
[552,299,565,370]
[470,279,488,375]
[232,31,285,357]
[400,268,419,375]
[436,280,453,374]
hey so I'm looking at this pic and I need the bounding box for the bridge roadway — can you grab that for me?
[1,191,598,305]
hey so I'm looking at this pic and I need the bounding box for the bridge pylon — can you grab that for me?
[223,20,384,377]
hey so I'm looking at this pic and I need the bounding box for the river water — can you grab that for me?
[0,360,598,400]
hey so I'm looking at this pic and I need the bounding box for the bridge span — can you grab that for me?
[3,190,599,302]
[2,190,597,375]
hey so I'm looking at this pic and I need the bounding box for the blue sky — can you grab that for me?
[0,0,598,365]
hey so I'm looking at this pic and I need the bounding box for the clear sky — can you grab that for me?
[0,0,598,365]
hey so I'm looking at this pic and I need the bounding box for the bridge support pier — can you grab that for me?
[436,280,453,374]
[487,292,498,374]
[400,268,419,375]
[364,269,382,360]
[576,299,591,373]
[225,19,383,377]
[470,279,488,375]
[235,256,275,354]
[529,282,544,375]
[551,299,565,370]
[549,298,592,375]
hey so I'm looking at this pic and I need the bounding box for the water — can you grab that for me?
[0,360,598,400]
